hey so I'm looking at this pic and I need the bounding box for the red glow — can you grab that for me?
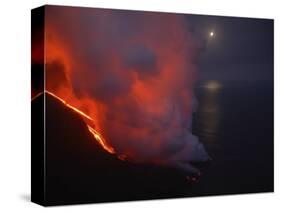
[35,7,209,170]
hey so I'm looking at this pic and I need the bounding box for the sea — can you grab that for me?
[190,81,274,196]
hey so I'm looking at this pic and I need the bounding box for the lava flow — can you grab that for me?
[87,125,115,154]
[32,91,116,155]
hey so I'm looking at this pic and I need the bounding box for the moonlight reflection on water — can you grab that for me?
[204,80,222,91]
[194,81,222,145]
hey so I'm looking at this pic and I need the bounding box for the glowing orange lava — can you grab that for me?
[46,91,94,121]
[32,91,116,155]
[87,125,115,154]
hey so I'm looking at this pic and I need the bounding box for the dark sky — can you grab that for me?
[185,14,273,84]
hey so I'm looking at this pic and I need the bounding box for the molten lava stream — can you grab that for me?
[87,125,115,154]
[32,91,116,155]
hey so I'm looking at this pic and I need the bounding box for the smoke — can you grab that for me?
[44,6,209,173]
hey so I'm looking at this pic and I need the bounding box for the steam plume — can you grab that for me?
[44,6,209,173]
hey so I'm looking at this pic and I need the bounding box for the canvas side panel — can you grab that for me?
[31,6,46,206]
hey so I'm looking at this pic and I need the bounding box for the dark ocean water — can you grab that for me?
[190,82,274,195]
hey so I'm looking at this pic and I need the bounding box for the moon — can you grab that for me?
[209,31,215,38]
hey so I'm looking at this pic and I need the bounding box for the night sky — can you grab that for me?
[186,14,273,84]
